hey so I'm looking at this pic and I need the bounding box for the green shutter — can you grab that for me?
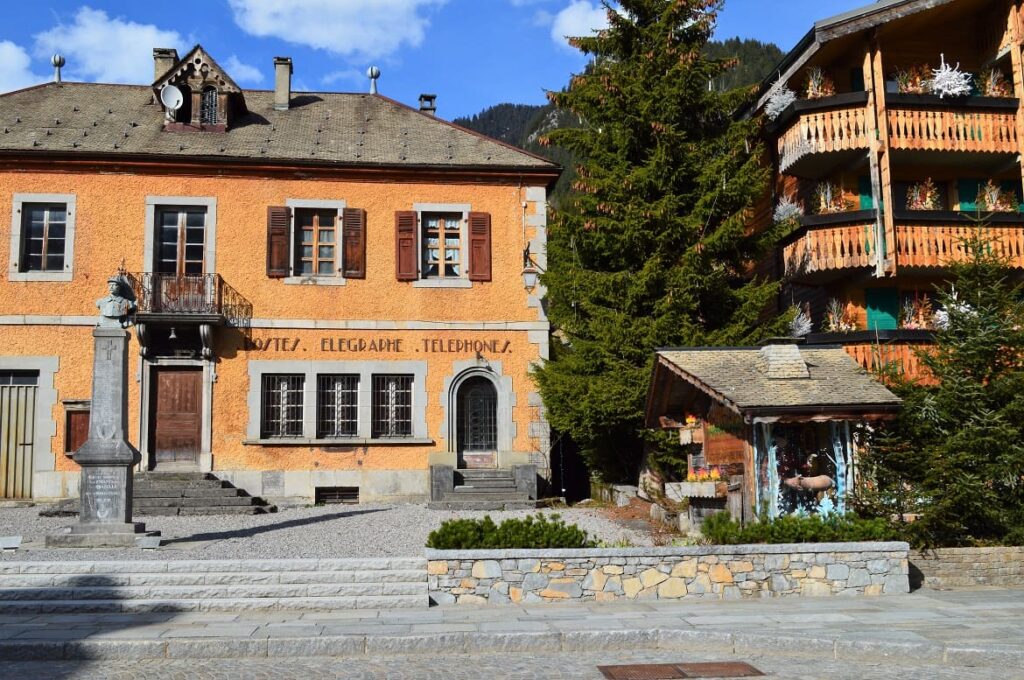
[958,179,980,211]
[858,176,874,210]
[866,288,900,331]
[850,68,865,92]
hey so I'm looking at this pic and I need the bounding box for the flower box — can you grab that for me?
[665,481,726,501]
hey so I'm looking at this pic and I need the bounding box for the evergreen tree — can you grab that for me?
[533,0,789,481]
[857,234,1024,546]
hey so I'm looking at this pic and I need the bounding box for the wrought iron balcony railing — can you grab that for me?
[128,272,252,329]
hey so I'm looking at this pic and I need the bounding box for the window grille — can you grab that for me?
[261,374,304,438]
[371,374,413,438]
[200,87,218,125]
[316,374,359,438]
[20,204,67,273]
[315,486,359,504]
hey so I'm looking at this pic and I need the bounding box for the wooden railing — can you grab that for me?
[782,222,876,277]
[843,342,935,385]
[886,104,1018,153]
[895,224,1024,268]
[777,105,870,172]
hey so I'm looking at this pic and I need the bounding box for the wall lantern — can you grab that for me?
[521,245,544,293]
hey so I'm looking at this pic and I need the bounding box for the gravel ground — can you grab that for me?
[0,504,654,561]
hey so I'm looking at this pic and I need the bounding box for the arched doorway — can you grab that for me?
[457,376,497,468]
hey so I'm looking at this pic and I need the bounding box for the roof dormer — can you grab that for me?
[153,45,246,132]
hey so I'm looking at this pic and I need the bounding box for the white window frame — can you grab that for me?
[245,360,429,444]
[285,199,347,286]
[412,202,472,288]
[8,193,77,282]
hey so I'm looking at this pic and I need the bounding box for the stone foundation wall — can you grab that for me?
[910,546,1024,589]
[426,542,909,605]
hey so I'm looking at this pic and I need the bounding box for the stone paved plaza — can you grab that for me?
[10,649,1024,680]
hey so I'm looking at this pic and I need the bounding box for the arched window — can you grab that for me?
[200,87,218,125]
[457,376,497,454]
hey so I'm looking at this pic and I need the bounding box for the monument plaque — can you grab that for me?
[47,275,158,548]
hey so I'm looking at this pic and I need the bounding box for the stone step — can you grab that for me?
[458,469,515,478]
[428,500,536,511]
[2,558,427,574]
[456,480,518,489]
[134,496,262,508]
[134,487,248,499]
[448,490,531,500]
[0,569,427,588]
[0,594,425,613]
[134,481,232,491]
[136,505,275,516]
[0,581,426,602]
[135,473,218,482]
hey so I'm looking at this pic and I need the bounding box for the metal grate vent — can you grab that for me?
[315,486,359,505]
[598,662,763,679]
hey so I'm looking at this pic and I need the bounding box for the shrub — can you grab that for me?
[426,513,595,549]
[701,511,901,545]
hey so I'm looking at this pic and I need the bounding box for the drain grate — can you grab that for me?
[598,662,764,679]
[314,486,359,504]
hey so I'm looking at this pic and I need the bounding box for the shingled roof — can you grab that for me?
[0,82,558,173]
[653,345,901,417]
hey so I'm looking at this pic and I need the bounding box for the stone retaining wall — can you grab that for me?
[910,546,1024,589]
[426,542,909,605]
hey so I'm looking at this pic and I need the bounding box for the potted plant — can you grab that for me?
[976,179,1018,212]
[804,67,836,99]
[894,64,932,94]
[906,178,942,211]
[814,181,852,214]
[667,466,727,499]
[977,68,1012,98]
[900,295,934,330]
[823,298,857,333]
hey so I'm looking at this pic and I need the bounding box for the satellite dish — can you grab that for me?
[159,84,184,112]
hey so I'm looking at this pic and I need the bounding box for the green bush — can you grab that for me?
[426,513,595,549]
[701,511,902,545]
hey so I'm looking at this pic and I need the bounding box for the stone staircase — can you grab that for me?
[429,469,535,510]
[0,558,427,613]
[134,473,276,516]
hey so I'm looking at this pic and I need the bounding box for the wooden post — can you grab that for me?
[1008,1,1024,194]
[863,43,887,279]
[870,34,897,276]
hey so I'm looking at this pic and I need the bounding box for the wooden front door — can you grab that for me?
[457,377,497,469]
[151,368,202,467]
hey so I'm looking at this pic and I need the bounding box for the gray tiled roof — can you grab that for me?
[0,83,557,171]
[656,346,901,412]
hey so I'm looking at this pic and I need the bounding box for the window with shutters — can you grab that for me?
[9,193,77,282]
[406,203,489,288]
[268,200,364,285]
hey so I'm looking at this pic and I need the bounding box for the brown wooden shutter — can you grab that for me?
[342,208,366,278]
[467,212,492,282]
[395,210,418,281]
[266,206,291,278]
[65,410,90,456]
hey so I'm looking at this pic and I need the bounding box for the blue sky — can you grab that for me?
[0,1,866,120]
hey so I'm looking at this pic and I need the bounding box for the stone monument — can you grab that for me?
[47,275,158,547]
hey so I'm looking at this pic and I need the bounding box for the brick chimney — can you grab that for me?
[153,48,178,82]
[274,57,292,111]
[758,341,809,379]
[418,94,437,116]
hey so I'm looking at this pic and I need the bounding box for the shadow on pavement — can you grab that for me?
[160,507,388,545]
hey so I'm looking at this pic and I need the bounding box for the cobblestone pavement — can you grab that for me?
[9,649,1024,680]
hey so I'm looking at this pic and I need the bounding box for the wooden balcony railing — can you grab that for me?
[782,213,877,278]
[894,218,1024,268]
[777,100,871,173]
[806,331,936,385]
[128,272,253,328]
[886,95,1019,153]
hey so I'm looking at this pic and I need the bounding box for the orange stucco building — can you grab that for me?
[0,46,559,503]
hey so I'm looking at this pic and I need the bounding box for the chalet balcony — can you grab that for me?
[781,211,877,280]
[772,92,871,176]
[804,330,936,384]
[127,272,252,328]
[886,94,1019,155]
[893,210,1024,269]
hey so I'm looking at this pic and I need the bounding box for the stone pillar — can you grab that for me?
[429,465,454,502]
[47,328,157,547]
[512,464,538,500]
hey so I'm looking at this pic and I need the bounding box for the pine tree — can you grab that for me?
[857,234,1024,546]
[533,0,789,481]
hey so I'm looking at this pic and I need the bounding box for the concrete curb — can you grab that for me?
[0,628,1018,667]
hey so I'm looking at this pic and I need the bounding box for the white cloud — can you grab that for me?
[228,0,447,60]
[322,68,366,88]
[0,41,45,94]
[509,0,554,5]
[533,9,555,26]
[224,55,264,85]
[33,7,184,84]
[551,1,609,49]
